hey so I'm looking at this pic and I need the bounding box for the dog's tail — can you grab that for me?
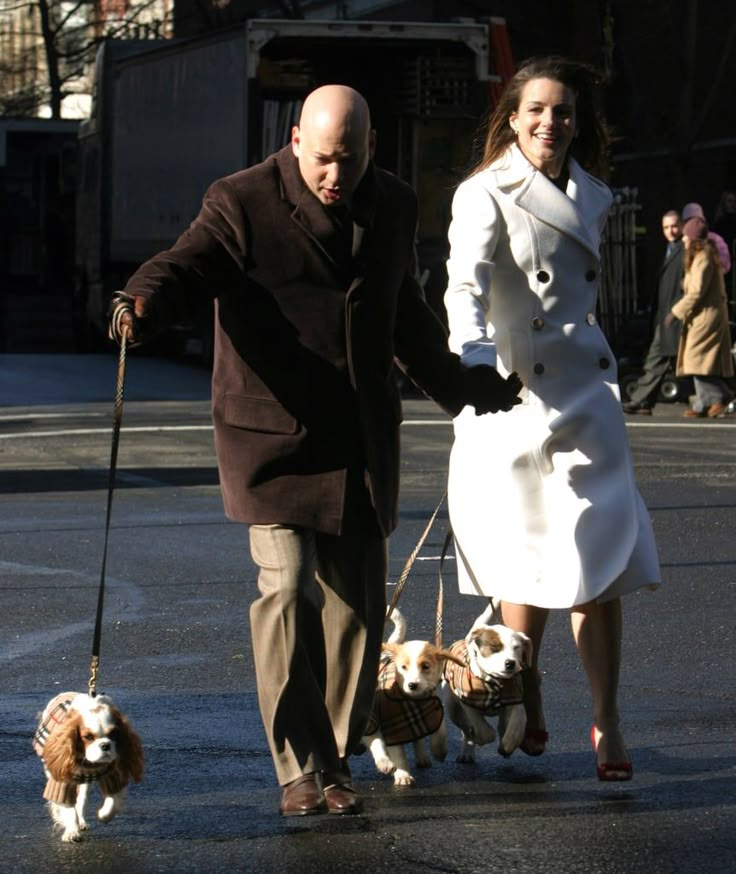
[471,598,502,631]
[386,606,407,644]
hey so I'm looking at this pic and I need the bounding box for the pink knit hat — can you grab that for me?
[681,202,706,222]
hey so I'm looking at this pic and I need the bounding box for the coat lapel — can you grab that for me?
[290,197,342,270]
[276,146,341,269]
[276,146,378,284]
[346,225,369,298]
[659,239,682,275]
[495,146,612,257]
[346,165,379,296]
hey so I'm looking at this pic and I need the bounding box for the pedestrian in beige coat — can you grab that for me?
[666,215,734,418]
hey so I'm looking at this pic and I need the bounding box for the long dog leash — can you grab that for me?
[385,494,496,650]
[435,526,454,648]
[88,329,128,697]
[385,490,449,645]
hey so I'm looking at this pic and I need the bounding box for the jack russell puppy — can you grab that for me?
[362,607,464,785]
[442,603,532,763]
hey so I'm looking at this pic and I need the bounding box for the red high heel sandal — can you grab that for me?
[591,725,632,781]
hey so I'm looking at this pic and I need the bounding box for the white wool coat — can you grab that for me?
[444,145,660,607]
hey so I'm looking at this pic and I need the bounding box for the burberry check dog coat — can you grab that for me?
[363,655,444,745]
[442,640,524,713]
[33,692,127,805]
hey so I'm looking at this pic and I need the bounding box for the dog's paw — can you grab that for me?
[61,829,83,843]
[97,797,117,822]
[375,756,397,775]
[456,744,477,764]
[498,731,524,758]
[393,770,416,786]
[429,734,448,762]
[414,739,432,768]
[475,723,497,746]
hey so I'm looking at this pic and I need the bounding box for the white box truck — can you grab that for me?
[76,17,503,355]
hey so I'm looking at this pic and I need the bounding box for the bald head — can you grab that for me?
[299,85,371,135]
[291,84,375,208]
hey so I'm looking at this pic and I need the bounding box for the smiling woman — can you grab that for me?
[509,78,576,181]
[443,54,660,784]
[471,55,609,181]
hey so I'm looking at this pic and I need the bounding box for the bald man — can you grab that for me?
[110,85,521,816]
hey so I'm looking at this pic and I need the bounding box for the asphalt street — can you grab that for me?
[0,352,735,873]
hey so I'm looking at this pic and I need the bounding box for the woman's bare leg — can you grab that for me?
[571,597,631,775]
[500,602,549,753]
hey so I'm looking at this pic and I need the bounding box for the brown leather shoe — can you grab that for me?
[279,774,326,816]
[707,402,727,418]
[322,780,363,815]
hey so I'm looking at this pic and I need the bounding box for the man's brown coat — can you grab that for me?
[122,146,469,536]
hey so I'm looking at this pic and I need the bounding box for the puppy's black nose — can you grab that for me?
[504,659,517,672]
[99,741,111,752]
[407,682,419,691]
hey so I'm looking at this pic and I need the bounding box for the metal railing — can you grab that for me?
[599,186,640,341]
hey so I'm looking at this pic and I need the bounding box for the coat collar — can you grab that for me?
[275,145,377,270]
[276,145,340,262]
[488,145,612,257]
[660,238,683,272]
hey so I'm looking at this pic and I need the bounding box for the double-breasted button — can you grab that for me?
[599,357,610,369]
[585,269,597,281]
[586,313,596,325]
[533,362,545,375]
[536,270,550,283]
[531,317,544,330]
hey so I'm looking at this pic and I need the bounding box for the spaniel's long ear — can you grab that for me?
[42,713,83,783]
[112,708,144,784]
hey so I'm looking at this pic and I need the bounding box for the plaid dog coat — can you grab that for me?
[33,692,126,806]
[363,655,444,745]
[442,640,524,713]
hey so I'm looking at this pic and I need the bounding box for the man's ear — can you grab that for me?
[369,129,377,160]
[291,125,301,156]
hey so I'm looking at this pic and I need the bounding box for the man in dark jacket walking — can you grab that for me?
[623,210,684,414]
[109,84,521,816]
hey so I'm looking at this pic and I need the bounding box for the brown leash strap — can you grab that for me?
[89,330,128,696]
[435,526,454,648]
[386,490,447,631]
[434,530,497,647]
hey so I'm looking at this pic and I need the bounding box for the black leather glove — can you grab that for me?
[463,365,523,415]
[108,291,140,346]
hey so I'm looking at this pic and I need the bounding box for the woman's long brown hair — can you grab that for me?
[470,55,609,179]
[684,237,718,272]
